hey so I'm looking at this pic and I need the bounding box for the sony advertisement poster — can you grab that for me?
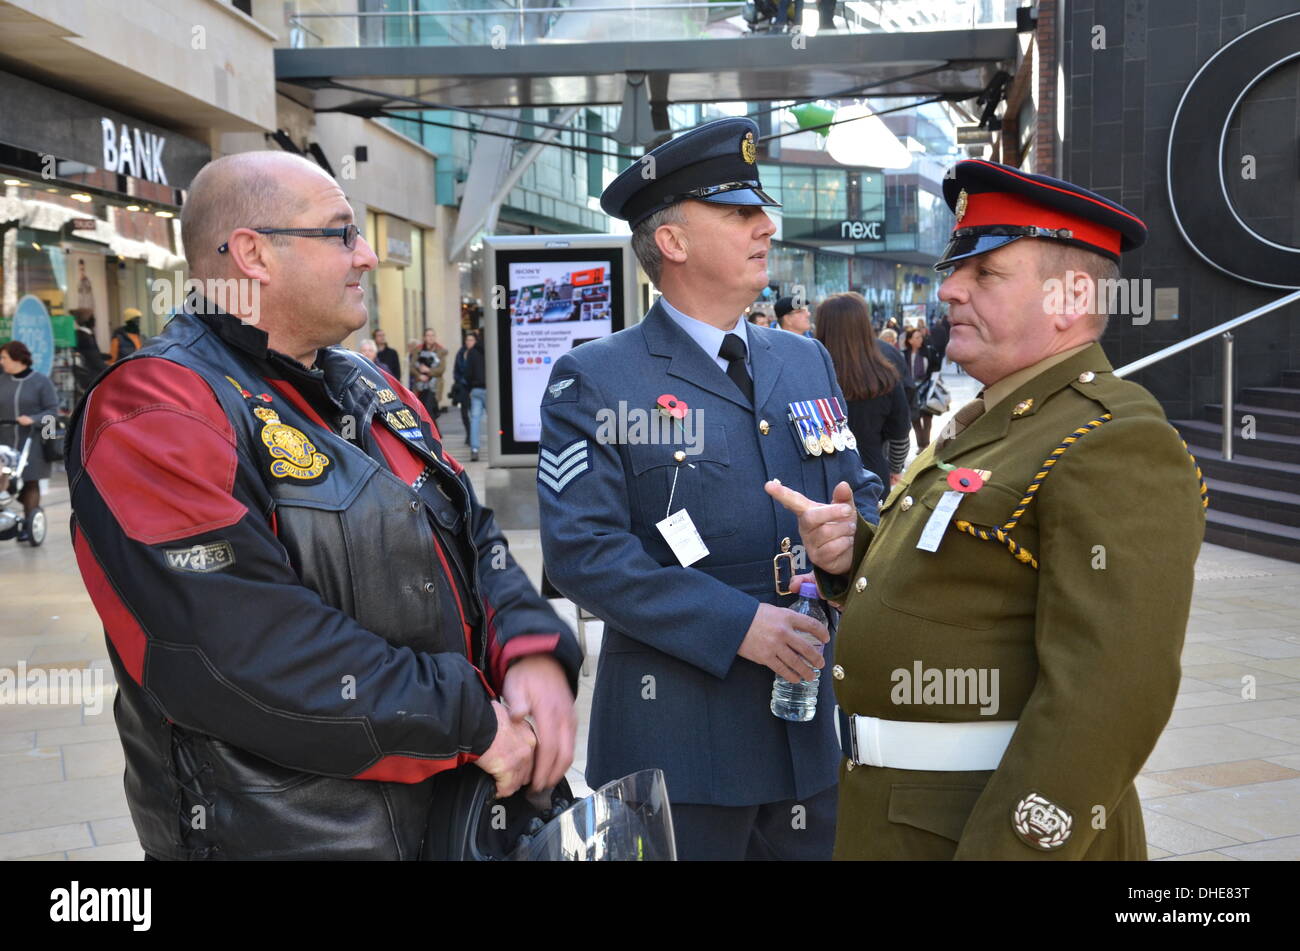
[505,259,615,445]
[486,236,634,465]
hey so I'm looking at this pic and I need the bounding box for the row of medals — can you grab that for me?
[790,399,857,457]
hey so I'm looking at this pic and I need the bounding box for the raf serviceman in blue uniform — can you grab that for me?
[537,117,883,860]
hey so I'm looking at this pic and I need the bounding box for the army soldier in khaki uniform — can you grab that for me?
[768,160,1208,859]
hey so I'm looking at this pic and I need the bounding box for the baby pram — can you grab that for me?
[0,422,46,547]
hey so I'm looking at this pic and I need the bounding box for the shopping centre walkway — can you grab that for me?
[2,370,1298,860]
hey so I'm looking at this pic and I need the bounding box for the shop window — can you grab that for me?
[402,227,426,347]
[781,167,816,218]
[814,168,847,220]
[859,173,885,222]
[758,164,782,207]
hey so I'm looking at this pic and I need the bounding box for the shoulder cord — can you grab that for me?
[952,416,1211,569]
[952,413,1113,570]
[1181,438,1211,511]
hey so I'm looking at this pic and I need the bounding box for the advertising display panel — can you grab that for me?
[484,235,638,466]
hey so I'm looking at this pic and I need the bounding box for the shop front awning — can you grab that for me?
[1,197,186,271]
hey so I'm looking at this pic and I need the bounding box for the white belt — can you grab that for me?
[835,707,1016,771]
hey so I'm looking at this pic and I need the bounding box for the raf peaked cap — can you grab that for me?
[934,159,1147,271]
[600,117,781,228]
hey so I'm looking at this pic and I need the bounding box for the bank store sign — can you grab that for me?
[101,119,172,185]
[0,70,209,191]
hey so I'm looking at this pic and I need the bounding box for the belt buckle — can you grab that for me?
[836,707,861,768]
[772,537,797,596]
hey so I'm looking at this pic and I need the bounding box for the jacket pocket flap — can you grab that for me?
[920,481,1022,528]
[887,782,987,843]
[626,426,729,475]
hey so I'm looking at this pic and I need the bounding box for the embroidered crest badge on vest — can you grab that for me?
[252,406,331,482]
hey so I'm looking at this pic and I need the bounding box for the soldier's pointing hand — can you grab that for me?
[766,479,858,577]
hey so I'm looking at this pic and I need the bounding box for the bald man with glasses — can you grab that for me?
[66,151,581,860]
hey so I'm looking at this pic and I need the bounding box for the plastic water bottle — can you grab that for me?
[770,583,827,722]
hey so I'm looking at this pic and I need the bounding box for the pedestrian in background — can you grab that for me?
[929,312,952,368]
[875,325,912,481]
[814,293,910,489]
[903,326,941,450]
[817,0,837,30]
[73,313,106,400]
[372,328,402,380]
[772,0,804,32]
[459,331,486,461]
[452,333,472,443]
[774,295,813,337]
[110,308,143,363]
[356,337,378,363]
[0,341,60,541]
[414,328,448,421]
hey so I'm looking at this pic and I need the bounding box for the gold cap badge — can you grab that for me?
[955,188,969,223]
[741,131,757,165]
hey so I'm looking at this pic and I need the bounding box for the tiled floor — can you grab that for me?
[4,390,1298,860]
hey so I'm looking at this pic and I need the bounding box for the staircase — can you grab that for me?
[1171,369,1300,563]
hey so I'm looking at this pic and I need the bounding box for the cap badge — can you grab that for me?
[741,131,757,165]
[955,188,969,223]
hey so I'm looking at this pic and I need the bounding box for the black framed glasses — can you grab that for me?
[217,223,361,254]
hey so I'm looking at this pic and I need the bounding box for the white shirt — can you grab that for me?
[660,297,753,375]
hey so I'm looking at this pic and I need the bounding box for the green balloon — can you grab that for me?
[790,103,835,137]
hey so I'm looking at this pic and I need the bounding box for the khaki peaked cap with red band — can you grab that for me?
[934,159,1148,271]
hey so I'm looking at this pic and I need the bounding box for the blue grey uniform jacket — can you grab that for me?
[537,301,882,806]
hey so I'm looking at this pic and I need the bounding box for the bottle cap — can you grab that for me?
[799,582,819,598]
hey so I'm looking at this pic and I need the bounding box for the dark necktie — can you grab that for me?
[718,333,754,404]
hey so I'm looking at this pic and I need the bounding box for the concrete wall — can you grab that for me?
[1064,0,1300,419]
[5,0,278,135]
[313,113,438,231]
